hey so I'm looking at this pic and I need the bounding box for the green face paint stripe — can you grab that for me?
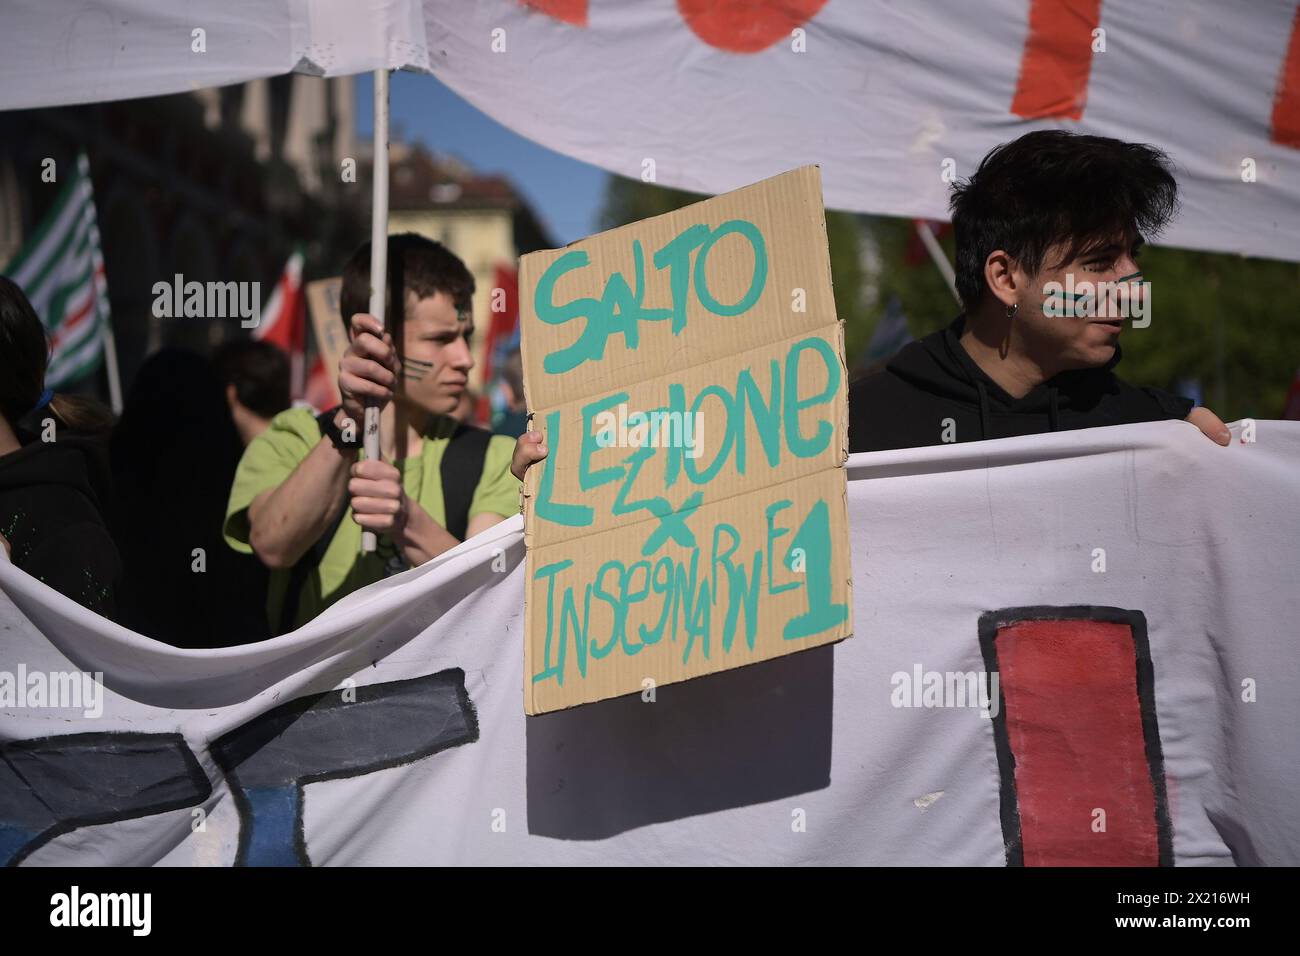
[402,357,435,380]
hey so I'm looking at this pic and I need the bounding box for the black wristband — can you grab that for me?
[317,407,362,451]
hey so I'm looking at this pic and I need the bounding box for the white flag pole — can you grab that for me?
[102,323,123,415]
[361,68,390,554]
[914,219,961,306]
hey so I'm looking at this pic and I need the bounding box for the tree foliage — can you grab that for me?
[600,177,1299,421]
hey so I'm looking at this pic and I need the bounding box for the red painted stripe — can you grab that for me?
[996,617,1159,866]
[1010,0,1103,120]
[520,0,587,27]
[1271,6,1300,148]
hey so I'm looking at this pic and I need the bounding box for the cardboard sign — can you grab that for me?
[306,277,347,408]
[520,166,852,714]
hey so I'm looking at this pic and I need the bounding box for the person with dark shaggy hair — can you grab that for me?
[849,130,1230,452]
[0,275,121,618]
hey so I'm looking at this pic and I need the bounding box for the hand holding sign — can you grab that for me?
[512,430,548,482]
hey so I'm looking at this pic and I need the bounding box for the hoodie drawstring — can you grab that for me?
[976,380,991,440]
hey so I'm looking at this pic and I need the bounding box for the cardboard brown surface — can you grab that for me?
[520,166,852,714]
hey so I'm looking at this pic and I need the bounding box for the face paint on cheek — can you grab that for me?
[402,356,437,383]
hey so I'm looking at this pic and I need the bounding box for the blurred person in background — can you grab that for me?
[213,339,291,446]
[0,275,121,618]
[451,386,479,425]
[109,348,270,646]
[490,347,529,439]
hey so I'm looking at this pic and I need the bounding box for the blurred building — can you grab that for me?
[0,75,362,392]
[362,141,556,395]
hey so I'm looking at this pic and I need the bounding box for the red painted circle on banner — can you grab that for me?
[677,0,828,53]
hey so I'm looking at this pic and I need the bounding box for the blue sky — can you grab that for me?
[355,71,608,247]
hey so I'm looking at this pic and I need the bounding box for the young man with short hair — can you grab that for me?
[849,130,1230,452]
[213,339,291,446]
[224,233,543,634]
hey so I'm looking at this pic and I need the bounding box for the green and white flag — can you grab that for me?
[3,153,111,388]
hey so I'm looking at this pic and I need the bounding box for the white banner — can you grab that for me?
[1,420,1297,866]
[2,1,1298,261]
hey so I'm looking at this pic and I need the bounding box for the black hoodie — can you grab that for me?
[0,428,122,618]
[849,316,1194,453]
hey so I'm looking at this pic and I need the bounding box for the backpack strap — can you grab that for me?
[440,423,493,542]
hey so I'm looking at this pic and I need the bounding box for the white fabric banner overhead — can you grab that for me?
[1,1,1298,262]
[1,420,1298,867]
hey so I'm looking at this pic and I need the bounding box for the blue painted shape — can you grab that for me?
[241,787,304,867]
[0,732,211,866]
[211,669,478,866]
[0,825,36,867]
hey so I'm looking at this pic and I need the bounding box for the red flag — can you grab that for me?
[255,250,306,398]
[481,264,519,382]
[304,355,336,413]
[478,263,520,423]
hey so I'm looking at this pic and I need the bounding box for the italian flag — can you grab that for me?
[255,248,306,396]
[3,154,112,388]
[255,248,333,409]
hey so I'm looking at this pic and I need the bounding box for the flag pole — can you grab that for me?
[361,68,390,554]
[914,219,961,305]
[102,323,123,414]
